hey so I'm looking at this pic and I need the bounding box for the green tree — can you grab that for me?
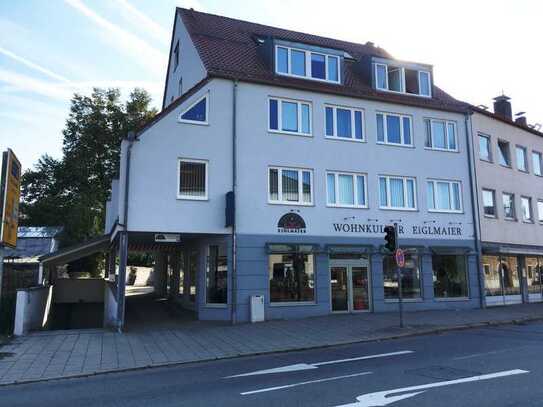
[20,88,157,275]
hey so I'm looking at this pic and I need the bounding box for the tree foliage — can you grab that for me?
[20,88,157,274]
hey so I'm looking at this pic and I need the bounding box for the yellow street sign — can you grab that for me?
[1,149,21,248]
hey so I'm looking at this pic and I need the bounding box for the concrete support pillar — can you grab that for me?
[421,253,434,302]
[116,232,128,332]
[154,252,168,298]
[183,250,191,303]
[370,253,384,311]
[169,252,181,298]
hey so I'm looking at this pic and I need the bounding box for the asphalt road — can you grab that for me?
[2,321,543,406]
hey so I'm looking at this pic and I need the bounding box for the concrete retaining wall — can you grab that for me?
[14,285,53,336]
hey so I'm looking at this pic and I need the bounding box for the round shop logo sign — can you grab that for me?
[277,213,306,234]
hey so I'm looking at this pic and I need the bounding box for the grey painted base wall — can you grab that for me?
[225,234,481,323]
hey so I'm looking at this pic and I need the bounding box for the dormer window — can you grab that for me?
[275,44,340,84]
[374,61,431,97]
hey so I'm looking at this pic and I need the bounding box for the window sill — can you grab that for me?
[326,204,369,209]
[504,217,517,222]
[276,71,340,85]
[483,214,497,219]
[480,158,493,164]
[268,201,314,207]
[384,298,423,303]
[268,130,313,138]
[428,209,464,214]
[269,301,317,307]
[325,136,366,143]
[177,196,209,201]
[376,141,415,149]
[499,164,512,169]
[203,304,228,308]
[434,297,470,302]
[379,207,418,212]
[178,119,209,126]
[522,220,534,224]
[375,87,431,99]
[517,169,529,174]
[424,147,459,153]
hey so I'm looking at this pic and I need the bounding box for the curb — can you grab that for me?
[2,314,543,388]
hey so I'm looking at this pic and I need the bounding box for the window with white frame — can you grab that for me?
[374,62,431,97]
[325,105,364,141]
[538,200,543,223]
[478,133,491,162]
[482,189,496,217]
[275,45,340,83]
[532,151,542,176]
[497,140,511,167]
[269,97,311,136]
[427,180,462,212]
[178,159,208,200]
[516,146,528,172]
[424,119,457,151]
[377,112,412,146]
[521,196,533,222]
[269,167,313,205]
[502,193,516,220]
[179,94,208,124]
[326,171,367,208]
[379,175,416,210]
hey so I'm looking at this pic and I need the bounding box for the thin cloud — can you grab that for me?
[0,69,73,100]
[63,0,166,76]
[0,46,70,83]
[113,0,170,45]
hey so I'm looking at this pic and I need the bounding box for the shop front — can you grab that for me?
[482,247,543,306]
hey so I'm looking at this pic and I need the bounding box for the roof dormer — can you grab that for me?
[273,40,346,85]
[372,57,433,98]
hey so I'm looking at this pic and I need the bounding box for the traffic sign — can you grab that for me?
[0,149,21,248]
[395,248,405,268]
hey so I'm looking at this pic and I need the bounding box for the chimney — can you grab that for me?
[515,113,527,127]
[493,95,512,120]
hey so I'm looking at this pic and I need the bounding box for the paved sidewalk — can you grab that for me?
[1,303,543,385]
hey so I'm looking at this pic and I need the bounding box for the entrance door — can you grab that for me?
[330,261,371,312]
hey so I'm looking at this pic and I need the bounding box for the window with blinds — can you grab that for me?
[379,175,417,210]
[178,159,208,200]
[268,167,313,205]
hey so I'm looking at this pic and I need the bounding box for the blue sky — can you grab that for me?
[2,0,542,171]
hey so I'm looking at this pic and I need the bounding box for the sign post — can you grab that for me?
[0,149,22,310]
[393,223,404,328]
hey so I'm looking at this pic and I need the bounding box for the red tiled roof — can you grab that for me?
[178,8,469,113]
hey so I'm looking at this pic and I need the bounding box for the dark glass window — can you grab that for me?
[269,99,278,130]
[432,255,468,298]
[383,253,421,299]
[325,107,334,136]
[206,245,228,304]
[269,253,315,302]
[311,53,326,79]
[181,97,206,122]
[336,108,351,138]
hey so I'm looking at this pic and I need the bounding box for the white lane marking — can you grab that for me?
[313,351,414,367]
[334,369,529,406]
[240,371,373,396]
[226,351,413,378]
[452,348,521,360]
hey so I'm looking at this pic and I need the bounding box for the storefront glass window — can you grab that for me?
[269,252,315,303]
[189,250,198,302]
[383,252,421,299]
[483,255,520,296]
[526,257,542,294]
[432,255,468,298]
[206,245,228,304]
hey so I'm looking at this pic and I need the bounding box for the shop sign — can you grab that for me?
[332,222,462,236]
[277,213,306,234]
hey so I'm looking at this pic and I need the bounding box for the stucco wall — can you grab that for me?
[235,82,475,241]
[472,112,543,247]
[163,12,207,108]
[126,79,233,235]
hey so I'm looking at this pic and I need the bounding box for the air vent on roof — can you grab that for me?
[477,104,489,111]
